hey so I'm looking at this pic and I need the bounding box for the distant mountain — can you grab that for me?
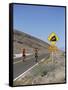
[13,30,50,54]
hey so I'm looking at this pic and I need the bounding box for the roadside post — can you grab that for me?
[34,48,38,62]
[22,48,26,62]
[48,32,59,63]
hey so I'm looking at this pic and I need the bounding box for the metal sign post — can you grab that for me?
[48,32,59,63]
[52,51,53,63]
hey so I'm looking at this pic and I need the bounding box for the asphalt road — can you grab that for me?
[13,53,50,80]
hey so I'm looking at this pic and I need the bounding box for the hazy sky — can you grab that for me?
[13,4,65,50]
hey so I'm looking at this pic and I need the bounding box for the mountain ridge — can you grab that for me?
[13,30,50,54]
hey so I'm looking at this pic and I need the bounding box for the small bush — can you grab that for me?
[41,71,47,77]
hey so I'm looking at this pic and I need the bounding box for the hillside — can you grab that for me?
[13,30,50,54]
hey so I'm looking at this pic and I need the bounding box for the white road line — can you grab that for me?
[14,60,22,64]
[13,56,34,64]
[13,58,45,81]
[14,53,32,59]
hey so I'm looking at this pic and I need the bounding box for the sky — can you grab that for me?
[13,4,65,50]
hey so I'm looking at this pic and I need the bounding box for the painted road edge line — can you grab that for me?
[14,60,22,64]
[13,58,45,81]
[13,56,34,64]
[14,53,33,59]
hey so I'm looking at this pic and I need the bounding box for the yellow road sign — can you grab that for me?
[48,32,59,45]
[48,45,58,52]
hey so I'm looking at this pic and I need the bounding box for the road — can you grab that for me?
[13,53,50,80]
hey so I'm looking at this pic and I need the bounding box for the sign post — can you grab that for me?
[48,32,59,63]
[52,51,53,63]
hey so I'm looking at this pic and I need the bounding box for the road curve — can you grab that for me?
[13,53,50,79]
